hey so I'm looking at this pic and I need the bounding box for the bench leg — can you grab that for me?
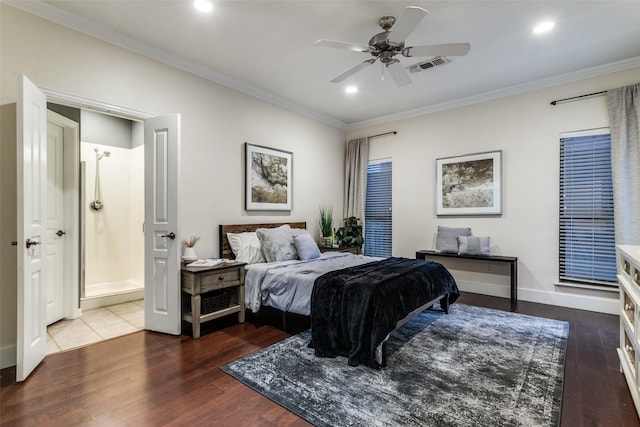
[510,261,518,304]
[441,295,450,314]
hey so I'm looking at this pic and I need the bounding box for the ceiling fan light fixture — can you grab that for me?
[193,0,213,13]
[532,21,555,34]
[317,6,469,87]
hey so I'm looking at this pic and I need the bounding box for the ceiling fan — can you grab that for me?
[315,6,470,87]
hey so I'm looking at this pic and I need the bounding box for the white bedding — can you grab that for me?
[244,252,382,315]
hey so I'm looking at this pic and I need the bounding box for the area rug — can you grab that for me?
[221,304,568,427]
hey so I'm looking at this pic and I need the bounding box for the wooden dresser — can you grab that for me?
[617,244,640,415]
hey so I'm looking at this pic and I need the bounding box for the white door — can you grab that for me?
[144,114,181,335]
[45,114,65,325]
[45,110,81,324]
[16,74,47,382]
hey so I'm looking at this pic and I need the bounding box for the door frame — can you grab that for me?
[17,82,183,381]
[46,110,81,320]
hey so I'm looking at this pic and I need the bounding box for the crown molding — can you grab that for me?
[7,1,639,133]
[4,0,348,130]
[346,56,640,130]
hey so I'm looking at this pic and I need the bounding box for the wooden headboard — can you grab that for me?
[219,222,307,259]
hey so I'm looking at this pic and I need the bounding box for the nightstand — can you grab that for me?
[181,261,246,339]
[319,245,361,255]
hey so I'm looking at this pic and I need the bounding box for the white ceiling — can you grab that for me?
[10,0,640,129]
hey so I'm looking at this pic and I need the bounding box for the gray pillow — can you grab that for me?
[458,236,491,256]
[293,233,321,261]
[436,226,471,253]
[256,225,297,262]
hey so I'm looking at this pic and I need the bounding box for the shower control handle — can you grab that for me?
[56,230,66,237]
[26,238,41,249]
[161,232,176,240]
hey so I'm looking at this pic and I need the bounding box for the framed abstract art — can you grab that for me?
[245,143,293,211]
[435,150,502,216]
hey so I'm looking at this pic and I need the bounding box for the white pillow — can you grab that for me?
[293,233,321,260]
[256,225,297,263]
[226,232,265,264]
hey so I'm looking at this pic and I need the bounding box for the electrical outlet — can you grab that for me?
[487,264,493,273]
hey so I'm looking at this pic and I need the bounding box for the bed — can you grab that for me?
[219,222,459,368]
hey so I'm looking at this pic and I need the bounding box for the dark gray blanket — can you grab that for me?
[309,257,459,368]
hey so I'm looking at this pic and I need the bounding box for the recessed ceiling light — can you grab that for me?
[194,0,213,13]
[345,86,358,94]
[532,21,555,34]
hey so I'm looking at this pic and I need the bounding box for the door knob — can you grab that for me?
[26,238,41,249]
[161,232,176,240]
[56,230,66,237]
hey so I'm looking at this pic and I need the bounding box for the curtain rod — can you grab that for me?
[369,131,397,139]
[550,91,607,106]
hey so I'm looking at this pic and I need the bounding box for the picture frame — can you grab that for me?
[245,143,293,211]
[435,150,502,216]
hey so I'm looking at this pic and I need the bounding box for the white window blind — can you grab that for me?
[559,128,617,286]
[365,160,392,257]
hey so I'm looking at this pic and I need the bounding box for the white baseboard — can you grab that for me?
[457,280,619,315]
[1,345,16,370]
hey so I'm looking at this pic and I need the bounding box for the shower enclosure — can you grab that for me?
[80,111,145,310]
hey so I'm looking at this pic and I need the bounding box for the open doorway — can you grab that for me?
[16,75,181,381]
[46,104,145,353]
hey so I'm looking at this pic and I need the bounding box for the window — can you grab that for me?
[365,160,392,257]
[559,128,616,286]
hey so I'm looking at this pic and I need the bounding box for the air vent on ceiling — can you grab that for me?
[407,56,450,74]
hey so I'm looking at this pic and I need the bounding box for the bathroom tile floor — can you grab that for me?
[47,299,144,354]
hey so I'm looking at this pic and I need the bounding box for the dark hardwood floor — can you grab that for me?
[1,292,638,426]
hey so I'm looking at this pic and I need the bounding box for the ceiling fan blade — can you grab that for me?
[330,59,376,83]
[386,60,411,87]
[388,6,428,45]
[315,39,372,53]
[403,43,471,57]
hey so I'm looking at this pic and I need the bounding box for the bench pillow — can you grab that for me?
[436,226,472,253]
[458,235,491,256]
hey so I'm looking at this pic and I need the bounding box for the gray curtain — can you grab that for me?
[607,83,640,245]
[343,138,369,223]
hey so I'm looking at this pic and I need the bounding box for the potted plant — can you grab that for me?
[335,216,364,248]
[182,235,200,261]
[319,206,333,246]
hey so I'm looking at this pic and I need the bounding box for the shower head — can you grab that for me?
[94,147,111,160]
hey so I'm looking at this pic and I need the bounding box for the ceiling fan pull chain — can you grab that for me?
[381,62,385,82]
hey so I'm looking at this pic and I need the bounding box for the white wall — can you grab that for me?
[0,4,345,367]
[348,67,640,314]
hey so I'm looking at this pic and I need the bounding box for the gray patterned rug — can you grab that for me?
[221,304,568,427]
